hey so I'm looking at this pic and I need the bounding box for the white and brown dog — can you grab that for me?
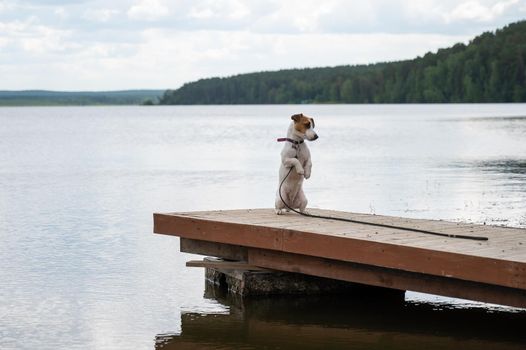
[275,113,318,215]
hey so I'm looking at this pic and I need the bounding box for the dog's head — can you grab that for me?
[291,113,318,141]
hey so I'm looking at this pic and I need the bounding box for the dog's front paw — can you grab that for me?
[275,209,284,215]
[304,171,311,179]
[296,167,305,176]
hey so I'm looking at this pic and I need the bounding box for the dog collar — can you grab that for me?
[277,137,304,145]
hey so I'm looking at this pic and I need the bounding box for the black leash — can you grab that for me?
[277,145,488,241]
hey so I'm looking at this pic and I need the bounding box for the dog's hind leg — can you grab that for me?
[275,193,286,215]
[293,189,308,214]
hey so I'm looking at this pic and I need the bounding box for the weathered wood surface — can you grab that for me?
[154,208,526,306]
[248,248,526,307]
[180,237,248,261]
[178,238,526,307]
[186,259,267,271]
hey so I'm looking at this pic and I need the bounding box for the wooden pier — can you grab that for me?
[153,209,526,308]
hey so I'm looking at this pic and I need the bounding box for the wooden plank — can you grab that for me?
[163,209,526,257]
[153,210,526,290]
[186,259,268,271]
[180,238,248,261]
[247,248,526,308]
[176,210,524,256]
[280,228,526,289]
[155,212,284,250]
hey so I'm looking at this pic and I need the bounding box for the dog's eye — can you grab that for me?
[305,122,311,128]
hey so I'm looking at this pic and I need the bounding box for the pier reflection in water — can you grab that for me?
[156,283,526,350]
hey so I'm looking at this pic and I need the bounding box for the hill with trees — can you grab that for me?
[159,20,526,104]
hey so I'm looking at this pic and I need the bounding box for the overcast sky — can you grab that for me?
[1,0,525,91]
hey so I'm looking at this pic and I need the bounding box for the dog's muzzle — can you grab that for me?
[306,129,318,141]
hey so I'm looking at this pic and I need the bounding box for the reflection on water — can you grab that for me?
[156,284,526,350]
[475,159,526,175]
[451,159,526,176]
[444,158,526,226]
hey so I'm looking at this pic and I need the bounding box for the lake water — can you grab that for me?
[1,104,526,349]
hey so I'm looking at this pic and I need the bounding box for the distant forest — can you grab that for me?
[160,20,526,104]
[0,90,163,106]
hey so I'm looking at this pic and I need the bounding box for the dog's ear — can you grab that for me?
[291,114,301,122]
[310,118,315,128]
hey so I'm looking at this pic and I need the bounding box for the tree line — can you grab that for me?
[159,20,526,104]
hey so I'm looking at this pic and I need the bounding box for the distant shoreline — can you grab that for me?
[0,90,164,106]
[1,101,525,107]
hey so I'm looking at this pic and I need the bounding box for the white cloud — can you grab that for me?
[188,7,213,20]
[445,0,519,23]
[188,0,250,20]
[0,1,15,13]
[0,17,34,33]
[22,28,74,54]
[246,1,525,34]
[273,0,339,33]
[0,17,75,55]
[0,37,8,49]
[127,0,169,21]
[83,8,120,22]
[493,0,520,13]
[54,7,68,20]
[1,0,526,90]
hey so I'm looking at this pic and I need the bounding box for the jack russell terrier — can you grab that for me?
[275,113,318,215]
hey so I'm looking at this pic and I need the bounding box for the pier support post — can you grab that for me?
[202,257,405,299]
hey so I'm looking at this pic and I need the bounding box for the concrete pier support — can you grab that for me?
[202,257,405,299]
